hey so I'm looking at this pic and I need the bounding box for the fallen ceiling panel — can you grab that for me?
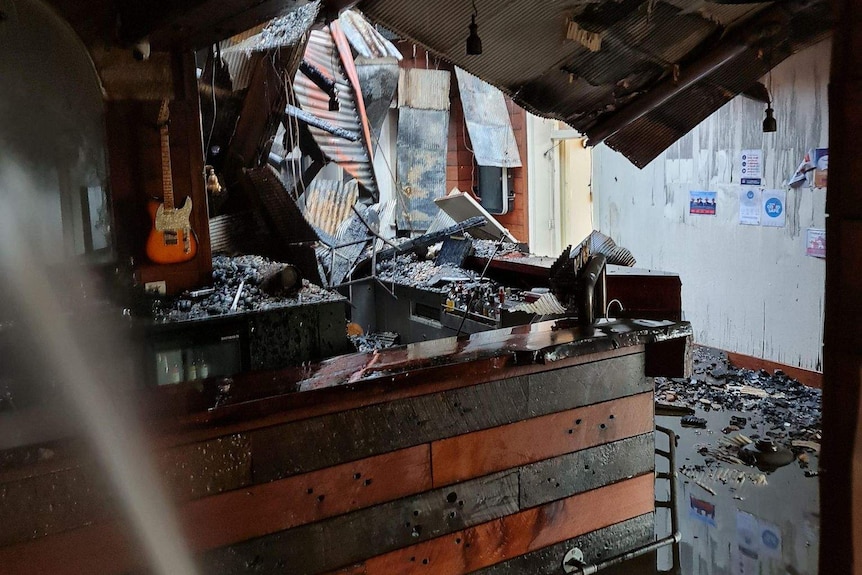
[355,58,400,146]
[454,67,521,168]
[396,107,449,233]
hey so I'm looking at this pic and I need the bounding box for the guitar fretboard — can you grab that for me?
[160,122,175,212]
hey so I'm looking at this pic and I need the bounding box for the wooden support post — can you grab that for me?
[822,1,862,572]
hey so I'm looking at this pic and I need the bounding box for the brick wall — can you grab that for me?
[398,44,530,242]
[446,87,530,243]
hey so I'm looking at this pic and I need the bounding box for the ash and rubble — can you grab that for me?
[375,252,476,290]
[349,331,400,353]
[152,255,342,322]
[658,346,821,479]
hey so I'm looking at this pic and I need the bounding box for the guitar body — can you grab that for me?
[146,100,198,265]
[145,197,198,264]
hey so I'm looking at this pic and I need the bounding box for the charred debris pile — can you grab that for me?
[658,347,821,480]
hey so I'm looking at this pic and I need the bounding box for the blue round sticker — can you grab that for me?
[765,197,783,218]
[762,529,780,550]
[746,191,755,200]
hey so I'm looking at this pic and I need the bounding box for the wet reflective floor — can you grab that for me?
[644,344,821,575]
[656,407,820,575]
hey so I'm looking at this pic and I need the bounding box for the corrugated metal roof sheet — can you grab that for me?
[361,0,833,167]
[355,58,400,145]
[301,179,360,240]
[398,68,451,110]
[605,10,833,167]
[339,9,403,60]
[455,67,521,168]
[218,3,318,91]
[294,27,379,197]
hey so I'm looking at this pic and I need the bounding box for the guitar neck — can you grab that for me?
[160,123,175,211]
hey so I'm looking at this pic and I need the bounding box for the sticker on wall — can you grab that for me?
[806,228,826,258]
[761,189,786,227]
[690,495,717,527]
[690,190,717,215]
[740,149,763,186]
[739,188,761,225]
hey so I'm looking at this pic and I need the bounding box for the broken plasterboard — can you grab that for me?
[434,189,518,242]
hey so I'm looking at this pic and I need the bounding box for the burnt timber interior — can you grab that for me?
[0,0,856,573]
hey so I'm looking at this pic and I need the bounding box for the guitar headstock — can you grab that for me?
[157,99,170,127]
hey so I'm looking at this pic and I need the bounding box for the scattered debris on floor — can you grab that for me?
[657,346,822,480]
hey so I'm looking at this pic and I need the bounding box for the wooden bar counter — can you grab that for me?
[0,318,691,575]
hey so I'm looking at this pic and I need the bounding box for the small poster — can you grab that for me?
[690,190,717,215]
[740,149,763,186]
[761,189,786,227]
[739,188,761,225]
[806,228,826,258]
[812,147,828,188]
[690,495,717,527]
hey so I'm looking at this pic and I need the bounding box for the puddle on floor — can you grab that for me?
[655,408,820,575]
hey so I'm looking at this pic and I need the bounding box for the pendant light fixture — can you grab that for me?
[466,0,483,55]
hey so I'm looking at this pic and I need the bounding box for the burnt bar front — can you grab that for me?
[0,318,691,574]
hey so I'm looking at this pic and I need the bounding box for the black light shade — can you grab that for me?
[763,106,777,132]
[466,14,482,55]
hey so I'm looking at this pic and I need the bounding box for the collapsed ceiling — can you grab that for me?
[358,0,833,167]
[46,0,833,167]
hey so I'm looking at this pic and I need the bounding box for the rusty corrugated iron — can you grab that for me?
[301,179,360,240]
[294,28,379,197]
[360,0,832,167]
[454,67,521,168]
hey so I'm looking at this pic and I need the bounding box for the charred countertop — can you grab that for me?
[148,317,693,437]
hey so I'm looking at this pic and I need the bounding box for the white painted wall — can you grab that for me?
[592,39,830,371]
[526,115,593,257]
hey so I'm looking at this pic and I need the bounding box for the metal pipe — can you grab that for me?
[577,254,607,326]
[563,425,681,574]
[586,6,788,145]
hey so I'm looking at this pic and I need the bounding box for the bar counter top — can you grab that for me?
[146,317,692,438]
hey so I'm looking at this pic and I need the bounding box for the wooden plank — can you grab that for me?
[251,376,530,483]
[726,350,822,389]
[0,521,138,575]
[203,433,654,574]
[184,445,431,551]
[469,513,655,575]
[526,352,647,417]
[152,346,644,449]
[203,471,520,574]
[331,474,655,575]
[519,433,654,509]
[431,392,653,487]
[252,354,648,484]
[0,447,431,575]
[157,433,252,500]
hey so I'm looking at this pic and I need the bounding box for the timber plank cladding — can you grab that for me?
[0,320,691,574]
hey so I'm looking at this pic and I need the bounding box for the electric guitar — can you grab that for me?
[145,99,198,264]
